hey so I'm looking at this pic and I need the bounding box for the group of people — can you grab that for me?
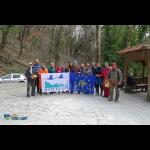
[25,58,123,102]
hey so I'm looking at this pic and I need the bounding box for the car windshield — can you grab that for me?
[3,74,12,79]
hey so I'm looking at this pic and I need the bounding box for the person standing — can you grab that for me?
[80,63,86,74]
[108,62,123,102]
[102,62,111,98]
[95,63,104,96]
[74,61,80,73]
[91,62,96,74]
[48,63,56,73]
[85,63,93,75]
[38,64,48,94]
[32,58,41,93]
[61,63,66,72]
[25,63,36,97]
[68,62,74,73]
[56,65,63,73]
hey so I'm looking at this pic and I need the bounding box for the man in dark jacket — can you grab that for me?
[91,62,96,75]
[32,58,41,93]
[95,63,104,96]
[25,63,36,97]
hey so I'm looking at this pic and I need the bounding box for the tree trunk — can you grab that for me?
[0,25,12,52]
[55,26,63,65]
[127,25,133,47]
[19,25,28,57]
[49,25,56,65]
[96,25,101,63]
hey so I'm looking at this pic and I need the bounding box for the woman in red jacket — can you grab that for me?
[102,62,111,98]
[56,65,63,73]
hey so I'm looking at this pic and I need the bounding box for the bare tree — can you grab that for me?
[0,25,12,52]
[49,25,56,64]
[96,25,101,63]
[18,25,32,57]
[126,25,134,47]
[54,26,64,65]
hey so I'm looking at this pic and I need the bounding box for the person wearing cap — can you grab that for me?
[108,62,123,102]
[38,63,48,94]
[25,63,36,97]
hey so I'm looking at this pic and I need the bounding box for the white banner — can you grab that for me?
[41,73,70,93]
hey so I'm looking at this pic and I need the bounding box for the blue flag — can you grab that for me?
[70,73,96,94]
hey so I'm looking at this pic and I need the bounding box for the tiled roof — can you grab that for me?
[118,44,150,55]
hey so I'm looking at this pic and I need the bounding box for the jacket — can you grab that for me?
[95,67,103,77]
[102,67,111,81]
[48,67,56,73]
[32,63,41,74]
[80,67,86,74]
[85,68,93,75]
[25,68,34,82]
[38,68,48,90]
[108,68,122,84]
[56,67,63,73]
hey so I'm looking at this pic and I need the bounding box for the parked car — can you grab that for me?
[0,73,27,84]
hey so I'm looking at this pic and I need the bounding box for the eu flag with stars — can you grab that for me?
[70,73,96,94]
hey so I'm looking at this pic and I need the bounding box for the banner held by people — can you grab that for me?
[70,73,96,94]
[41,73,70,93]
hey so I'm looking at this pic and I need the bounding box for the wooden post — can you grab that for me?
[142,62,145,82]
[142,62,145,92]
[124,57,129,87]
[147,55,150,101]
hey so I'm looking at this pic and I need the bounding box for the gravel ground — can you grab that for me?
[0,83,149,125]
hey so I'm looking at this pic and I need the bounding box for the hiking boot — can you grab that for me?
[32,93,35,96]
[39,92,42,96]
[108,99,113,101]
[114,99,119,102]
[70,91,73,94]
[100,92,103,96]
